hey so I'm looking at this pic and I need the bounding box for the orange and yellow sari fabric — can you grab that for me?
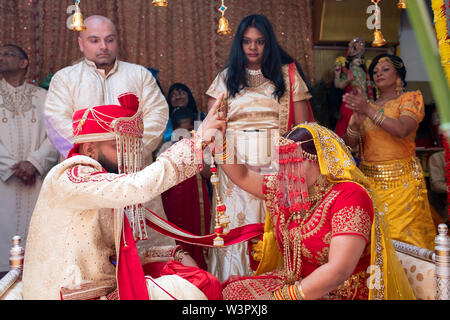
[359,91,436,250]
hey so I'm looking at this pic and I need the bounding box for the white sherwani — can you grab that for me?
[22,139,205,300]
[44,58,172,248]
[0,79,58,271]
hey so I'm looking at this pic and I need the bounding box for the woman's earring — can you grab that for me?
[395,78,404,96]
[375,87,380,100]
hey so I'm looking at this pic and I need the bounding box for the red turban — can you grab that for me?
[72,92,140,144]
[68,93,141,158]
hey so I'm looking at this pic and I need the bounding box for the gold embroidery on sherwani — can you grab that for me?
[0,79,59,271]
[67,165,127,183]
[0,80,38,117]
[225,180,234,197]
[22,139,201,300]
[157,138,201,185]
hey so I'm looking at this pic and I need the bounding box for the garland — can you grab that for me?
[432,0,450,85]
[432,0,450,220]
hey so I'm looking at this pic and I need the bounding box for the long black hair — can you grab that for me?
[225,14,310,101]
[167,83,199,119]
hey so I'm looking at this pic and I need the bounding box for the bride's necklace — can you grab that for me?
[279,175,334,285]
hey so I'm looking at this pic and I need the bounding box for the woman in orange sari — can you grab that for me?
[342,54,436,250]
[219,123,414,300]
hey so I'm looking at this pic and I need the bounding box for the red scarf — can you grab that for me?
[117,215,149,300]
[286,62,315,131]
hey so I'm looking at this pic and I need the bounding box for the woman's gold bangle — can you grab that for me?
[346,126,360,139]
[372,111,386,127]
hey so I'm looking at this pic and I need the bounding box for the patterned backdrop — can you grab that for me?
[0,0,314,112]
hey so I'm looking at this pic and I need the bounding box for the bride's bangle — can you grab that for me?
[296,281,306,300]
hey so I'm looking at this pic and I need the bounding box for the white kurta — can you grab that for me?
[205,65,311,282]
[0,79,58,271]
[22,138,204,300]
[44,58,172,248]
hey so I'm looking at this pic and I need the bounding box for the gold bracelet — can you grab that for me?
[376,113,386,126]
[282,285,291,300]
[371,111,381,125]
[296,282,306,300]
[377,113,386,126]
[372,111,386,127]
[346,126,360,139]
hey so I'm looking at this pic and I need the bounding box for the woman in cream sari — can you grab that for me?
[219,123,414,300]
[206,14,313,282]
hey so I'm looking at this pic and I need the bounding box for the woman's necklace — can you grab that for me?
[279,175,334,285]
[308,175,334,203]
[246,68,269,88]
[376,91,402,107]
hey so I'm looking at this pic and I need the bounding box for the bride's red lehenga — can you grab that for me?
[222,180,373,300]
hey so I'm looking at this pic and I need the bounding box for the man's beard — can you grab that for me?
[97,149,119,174]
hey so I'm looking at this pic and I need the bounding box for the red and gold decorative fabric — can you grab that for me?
[161,174,212,270]
[71,92,140,145]
[159,260,223,300]
[229,123,415,300]
[223,180,374,300]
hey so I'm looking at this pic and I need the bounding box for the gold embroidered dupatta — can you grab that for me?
[254,123,415,300]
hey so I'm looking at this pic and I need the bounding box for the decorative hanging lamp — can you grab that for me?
[397,0,407,9]
[217,0,232,35]
[371,0,387,47]
[70,0,86,31]
[152,0,168,7]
